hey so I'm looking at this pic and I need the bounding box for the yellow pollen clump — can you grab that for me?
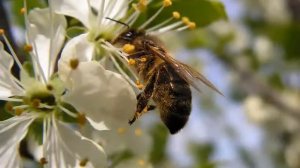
[140,57,147,62]
[136,80,144,90]
[188,22,196,29]
[31,99,41,108]
[122,44,135,54]
[69,58,79,70]
[20,7,26,14]
[117,127,126,134]
[5,102,13,112]
[135,128,143,136]
[23,44,33,52]
[0,29,4,35]
[128,58,136,65]
[172,11,181,19]
[182,17,190,24]
[80,158,89,167]
[77,113,86,126]
[40,157,48,165]
[163,0,172,7]
[15,108,24,116]
[138,159,145,166]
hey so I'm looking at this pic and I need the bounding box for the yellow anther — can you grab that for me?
[0,29,4,35]
[31,99,41,108]
[15,108,24,116]
[135,128,143,136]
[136,80,144,90]
[139,0,147,6]
[140,57,147,62]
[24,44,33,52]
[132,0,147,11]
[128,59,136,65]
[20,7,26,14]
[163,0,172,7]
[117,127,126,134]
[77,113,86,126]
[182,17,190,24]
[5,102,13,112]
[40,157,48,165]
[138,159,145,166]
[69,58,79,70]
[122,44,135,54]
[79,158,89,167]
[188,22,196,29]
[172,11,181,19]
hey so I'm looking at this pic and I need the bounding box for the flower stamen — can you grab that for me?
[163,0,172,7]
[138,159,145,166]
[46,84,53,91]
[58,105,78,118]
[20,7,26,15]
[132,0,148,12]
[15,108,24,116]
[135,128,143,136]
[117,127,126,134]
[39,157,48,165]
[79,158,89,167]
[172,11,181,19]
[69,58,79,70]
[31,98,41,108]
[0,29,4,35]
[77,113,86,126]
[5,102,13,112]
[23,44,33,52]
[0,29,23,70]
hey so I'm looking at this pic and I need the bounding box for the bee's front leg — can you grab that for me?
[129,73,157,125]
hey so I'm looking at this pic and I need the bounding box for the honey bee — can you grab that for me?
[111,23,222,134]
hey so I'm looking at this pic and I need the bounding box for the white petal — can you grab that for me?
[93,123,151,155]
[62,62,136,130]
[46,120,106,168]
[90,0,128,26]
[0,42,23,97]
[115,157,153,168]
[86,118,109,131]
[58,33,94,86]
[52,0,93,29]
[0,115,35,168]
[27,8,67,80]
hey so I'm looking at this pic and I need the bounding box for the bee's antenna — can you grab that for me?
[105,17,130,29]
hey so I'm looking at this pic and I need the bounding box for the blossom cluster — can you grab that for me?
[0,0,196,167]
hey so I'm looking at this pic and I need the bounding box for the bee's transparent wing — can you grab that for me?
[148,45,223,95]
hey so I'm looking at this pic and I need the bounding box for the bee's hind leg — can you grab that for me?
[129,74,157,125]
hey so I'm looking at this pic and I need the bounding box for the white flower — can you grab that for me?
[0,7,107,167]
[52,0,138,130]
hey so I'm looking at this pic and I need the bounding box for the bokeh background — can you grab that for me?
[1,0,299,168]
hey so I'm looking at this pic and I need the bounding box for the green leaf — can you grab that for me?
[145,0,227,28]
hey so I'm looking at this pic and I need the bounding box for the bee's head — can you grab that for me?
[113,29,145,46]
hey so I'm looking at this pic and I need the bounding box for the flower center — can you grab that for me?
[30,92,56,106]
